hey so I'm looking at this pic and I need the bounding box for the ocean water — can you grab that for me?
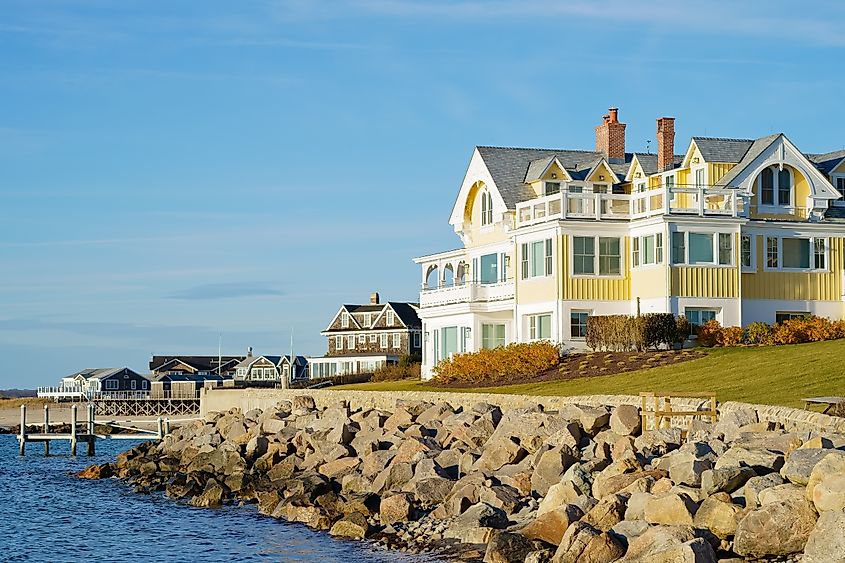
[0,436,432,562]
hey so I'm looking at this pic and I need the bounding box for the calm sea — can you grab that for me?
[0,436,432,563]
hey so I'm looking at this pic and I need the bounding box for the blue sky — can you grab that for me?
[2,0,844,387]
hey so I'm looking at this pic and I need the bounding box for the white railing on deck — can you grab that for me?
[420,280,514,308]
[516,186,746,226]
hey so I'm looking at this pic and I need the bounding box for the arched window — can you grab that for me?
[425,265,439,289]
[480,191,493,226]
[758,166,792,207]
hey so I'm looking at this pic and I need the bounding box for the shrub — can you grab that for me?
[373,362,421,382]
[433,341,560,385]
[696,320,721,347]
[744,322,772,345]
[674,316,692,345]
[641,313,677,350]
[771,318,808,345]
[587,313,677,351]
[716,326,745,347]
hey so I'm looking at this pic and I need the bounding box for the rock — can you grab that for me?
[329,512,369,539]
[77,463,113,479]
[412,476,453,507]
[474,437,527,473]
[622,525,696,561]
[292,395,316,411]
[391,436,441,465]
[609,520,648,547]
[669,452,712,487]
[623,492,651,521]
[532,446,577,496]
[379,493,413,525]
[190,479,224,508]
[318,457,360,478]
[551,521,625,563]
[733,499,818,558]
[799,436,834,450]
[579,407,611,435]
[643,493,697,526]
[802,509,845,563]
[591,458,642,499]
[609,405,641,436]
[700,466,756,496]
[582,494,627,532]
[245,436,269,461]
[642,538,717,563]
[539,481,581,515]
[444,502,508,544]
[634,428,682,457]
[371,462,413,494]
[757,483,806,506]
[714,447,784,474]
[780,448,833,486]
[742,473,784,508]
[812,474,845,512]
[594,470,666,500]
[693,493,741,539]
[520,505,584,546]
[806,450,845,502]
[484,531,540,563]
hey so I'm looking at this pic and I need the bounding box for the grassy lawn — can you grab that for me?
[333,340,845,408]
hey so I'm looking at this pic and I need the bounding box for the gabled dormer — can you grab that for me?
[323,305,363,332]
[524,156,574,198]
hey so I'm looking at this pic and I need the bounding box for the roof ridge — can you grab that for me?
[692,136,755,142]
[478,145,601,154]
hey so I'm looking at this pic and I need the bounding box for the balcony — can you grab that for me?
[419,280,515,308]
[516,185,747,226]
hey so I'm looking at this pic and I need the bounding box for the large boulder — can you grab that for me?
[733,498,818,558]
[444,502,509,544]
[780,448,833,486]
[484,532,541,563]
[714,447,784,474]
[520,505,584,546]
[812,474,845,512]
[742,473,785,508]
[700,466,755,496]
[474,437,527,473]
[643,493,697,526]
[757,483,806,506]
[579,407,611,436]
[609,405,641,436]
[806,450,845,502]
[621,525,710,563]
[634,428,682,457]
[581,494,627,532]
[379,493,413,525]
[551,521,625,563]
[802,509,845,563]
[692,492,741,539]
[669,452,712,487]
[328,512,369,539]
[531,446,577,496]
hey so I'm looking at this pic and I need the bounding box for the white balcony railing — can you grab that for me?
[419,280,515,308]
[516,185,746,226]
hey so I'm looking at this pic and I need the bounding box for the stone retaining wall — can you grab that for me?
[201,388,845,435]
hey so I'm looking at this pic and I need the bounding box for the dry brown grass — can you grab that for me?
[0,397,51,409]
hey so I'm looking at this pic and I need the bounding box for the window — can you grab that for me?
[570,311,589,339]
[369,334,377,343]
[573,236,595,275]
[480,191,493,226]
[836,177,845,201]
[633,233,663,267]
[599,237,621,275]
[635,182,646,193]
[776,311,810,324]
[336,336,343,350]
[529,314,552,340]
[765,236,827,270]
[347,335,354,349]
[672,232,685,265]
[783,237,810,269]
[380,334,387,348]
[341,312,349,328]
[689,233,714,264]
[131,380,137,390]
[142,380,148,390]
[672,232,732,266]
[741,234,753,269]
[665,175,675,189]
[413,332,421,348]
[358,334,365,343]
[480,253,498,284]
[393,333,401,348]
[758,166,792,207]
[386,310,395,326]
[718,233,733,266]
[521,239,553,279]
[686,308,717,332]
[481,324,506,349]
[694,168,705,189]
[439,327,458,361]
[815,239,827,269]
[766,236,779,268]
[544,182,560,196]
[106,380,118,390]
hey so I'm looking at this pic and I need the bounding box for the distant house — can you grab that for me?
[38,367,150,401]
[150,372,224,399]
[233,354,309,385]
[148,355,245,379]
[309,292,422,378]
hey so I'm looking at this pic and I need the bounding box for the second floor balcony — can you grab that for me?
[516,185,747,227]
[419,279,515,308]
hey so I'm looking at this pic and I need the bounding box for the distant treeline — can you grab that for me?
[0,389,37,399]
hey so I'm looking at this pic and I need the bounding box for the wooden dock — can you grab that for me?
[17,403,183,456]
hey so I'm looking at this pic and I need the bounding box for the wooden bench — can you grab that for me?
[640,392,718,431]
[801,396,845,414]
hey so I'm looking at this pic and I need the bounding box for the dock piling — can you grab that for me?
[164,418,171,436]
[86,403,95,456]
[19,404,26,456]
[43,405,50,456]
[70,405,78,456]
[157,416,164,439]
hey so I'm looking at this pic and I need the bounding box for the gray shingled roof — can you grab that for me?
[692,137,755,163]
[714,134,781,187]
[807,149,845,175]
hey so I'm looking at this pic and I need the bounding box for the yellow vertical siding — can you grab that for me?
[670,266,740,298]
[708,163,735,185]
[741,237,844,300]
[560,235,631,301]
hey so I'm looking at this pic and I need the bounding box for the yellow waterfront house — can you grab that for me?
[414,107,845,379]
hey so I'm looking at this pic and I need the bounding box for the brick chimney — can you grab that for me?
[656,117,676,172]
[595,107,626,160]
[370,292,380,305]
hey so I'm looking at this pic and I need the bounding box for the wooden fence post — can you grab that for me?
[70,405,78,456]
[157,417,164,439]
[19,404,26,456]
[43,404,50,456]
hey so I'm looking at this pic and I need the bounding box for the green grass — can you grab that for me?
[333,340,845,408]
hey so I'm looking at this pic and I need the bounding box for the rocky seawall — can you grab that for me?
[82,395,845,562]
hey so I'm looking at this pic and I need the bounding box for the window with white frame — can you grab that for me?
[633,233,663,267]
[665,174,675,189]
[685,308,717,332]
[480,190,493,226]
[341,312,350,328]
[570,311,589,339]
[671,232,732,266]
[758,166,793,207]
[694,168,706,188]
[358,334,365,343]
[131,380,137,390]
[386,310,395,326]
[106,379,119,390]
[369,334,377,343]
[481,324,506,349]
[413,332,421,348]
[364,313,372,327]
[573,236,622,275]
[776,311,810,324]
[544,181,560,196]
[393,333,401,348]
[380,333,387,348]
[521,239,553,279]
[347,335,354,349]
[741,234,753,269]
[529,314,552,340]
[336,336,343,350]
[835,176,845,201]
[764,236,828,270]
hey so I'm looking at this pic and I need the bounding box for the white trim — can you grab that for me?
[570,234,625,278]
[762,235,829,273]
